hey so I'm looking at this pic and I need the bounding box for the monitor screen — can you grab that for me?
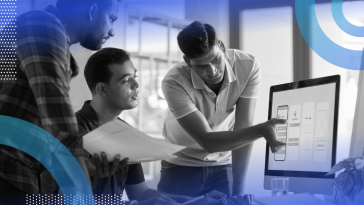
[264,75,340,194]
[268,83,336,173]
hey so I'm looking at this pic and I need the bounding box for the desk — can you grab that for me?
[253,193,334,205]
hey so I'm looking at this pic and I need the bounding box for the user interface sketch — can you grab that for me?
[268,83,336,173]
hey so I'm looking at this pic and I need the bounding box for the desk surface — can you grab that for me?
[253,193,333,205]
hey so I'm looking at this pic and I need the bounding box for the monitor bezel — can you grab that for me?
[265,75,340,179]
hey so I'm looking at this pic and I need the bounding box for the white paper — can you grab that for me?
[83,120,185,163]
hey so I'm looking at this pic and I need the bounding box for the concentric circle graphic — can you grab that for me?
[295,0,364,70]
[331,0,364,37]
[0,115,94,205]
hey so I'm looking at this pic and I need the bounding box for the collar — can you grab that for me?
[224,58,237,83]
[191,68,205,89]
[80,100,101,126]
[80,100,127,126]
[191,58,236,90]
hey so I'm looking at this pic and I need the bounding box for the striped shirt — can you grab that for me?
[0,5,83,193]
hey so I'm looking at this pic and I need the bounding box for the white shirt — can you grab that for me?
[162,49,261,166]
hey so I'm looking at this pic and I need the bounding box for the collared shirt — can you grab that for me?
[76,101,145,195]
[162,49,261,167]
[0,5,83,193]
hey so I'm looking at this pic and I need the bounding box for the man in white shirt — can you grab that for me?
[158,21,286,197]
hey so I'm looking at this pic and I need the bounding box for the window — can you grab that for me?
[241,6,293,196]
[120,7,189,189]
[121,8,188,138]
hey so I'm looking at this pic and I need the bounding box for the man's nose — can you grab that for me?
[206,64,217,76]
[132,78,139,89]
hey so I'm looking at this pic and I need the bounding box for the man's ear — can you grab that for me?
[183,55,192,67]
[218,40,226,53]
[88,4,98,21]
[96,83,107,97]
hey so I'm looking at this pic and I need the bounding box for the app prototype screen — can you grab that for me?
[275,106,288,161]
[268,83,336,172]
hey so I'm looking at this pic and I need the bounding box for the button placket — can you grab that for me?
[216,96,222,114]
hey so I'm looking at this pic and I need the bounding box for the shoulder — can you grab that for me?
[225,49,257,63]
[226,49,259,72]
[161,62,195,93]
[162,62,192,83]
[226,49,260,82]
[16,10,67,46]
[17,10,64,29]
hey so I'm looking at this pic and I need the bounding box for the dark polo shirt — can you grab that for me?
[76,101,145,195]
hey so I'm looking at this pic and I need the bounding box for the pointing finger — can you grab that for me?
[273,118,287,125]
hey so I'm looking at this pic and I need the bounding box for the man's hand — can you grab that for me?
[205,190,227,201]
[228,194,254,205]
[134,195,179,205]
[258,118,287,153]
[85,152,128,178]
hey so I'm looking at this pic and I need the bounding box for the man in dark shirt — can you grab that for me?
[78,47,183,205]
[0,0,120,203]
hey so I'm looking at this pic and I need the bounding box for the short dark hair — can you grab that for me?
[177,21,219,59]
[56,0,120,10]
[84,47,130,93]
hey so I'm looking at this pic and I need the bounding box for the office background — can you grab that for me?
[15,0,363,197]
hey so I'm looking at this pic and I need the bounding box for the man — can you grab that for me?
[158,21,286,197]
[0,0,119,203]
[79,47,228,205]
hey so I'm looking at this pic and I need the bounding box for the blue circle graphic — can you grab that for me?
[0,115,94,205]
[295,0,364,70]
[331,0,364,37]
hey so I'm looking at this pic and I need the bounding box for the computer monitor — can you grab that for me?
[264,75,340,195]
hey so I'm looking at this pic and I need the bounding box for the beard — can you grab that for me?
[80,30,104,51]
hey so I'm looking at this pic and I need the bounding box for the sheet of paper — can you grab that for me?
[83,120,185,163]
[115,121,184,155]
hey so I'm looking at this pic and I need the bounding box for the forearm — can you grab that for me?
[230,97,256,196]
[202,124,262,153]
[232,143,253,195]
